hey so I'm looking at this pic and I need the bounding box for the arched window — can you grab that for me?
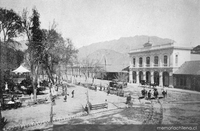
[175,55,178,66]
[146,57,150,67]
[139,57,143,67]
[133,58,136,67]
[164,55,168,66]
[154,56,159,66]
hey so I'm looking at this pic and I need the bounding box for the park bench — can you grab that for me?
[90,103,108,110]
[2,100,22,110]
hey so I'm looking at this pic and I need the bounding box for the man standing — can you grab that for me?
[5,82,9,93]
[64,85,69,102]
[72,90,74,98]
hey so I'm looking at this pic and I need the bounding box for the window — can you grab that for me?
[175,55,178,66]
[164,55,168,66]
[154,56,158,66]
[146,57,150,67]
[133,58,135,67]
[139,57,143,67]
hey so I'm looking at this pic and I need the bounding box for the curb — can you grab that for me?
[3,112,87,131]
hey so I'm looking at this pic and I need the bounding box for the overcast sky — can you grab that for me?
[0,0,200,48]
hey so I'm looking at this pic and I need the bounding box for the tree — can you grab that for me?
[79,58,106,84]
[114,72,129,83]
[0,8,23,129]
[39,26,77,123]
[0,8,23,46]
[40,26,78,85]
[22,8,44,101]
[90,60,106,84]
[79,58,94,82]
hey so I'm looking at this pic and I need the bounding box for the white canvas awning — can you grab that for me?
[12,65,30,73]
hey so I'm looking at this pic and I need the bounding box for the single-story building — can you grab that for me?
[173,61,200,91]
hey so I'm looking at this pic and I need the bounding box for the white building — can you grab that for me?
[128,41,192,87]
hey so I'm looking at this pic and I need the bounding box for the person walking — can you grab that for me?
[162,87,167,98]
[107,87,110,95]
[153,88,159,99]
[72,90,74,98]
[126,94,132,108]
[147,90,151,100]
[64,86,69,102]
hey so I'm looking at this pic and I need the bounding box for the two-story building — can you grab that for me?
[128,41,192,87]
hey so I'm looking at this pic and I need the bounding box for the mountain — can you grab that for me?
[77,35,174,72]
[78,35,174,60]
[87,49,129,72]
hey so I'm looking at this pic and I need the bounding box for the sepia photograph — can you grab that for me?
[0,0,200,131]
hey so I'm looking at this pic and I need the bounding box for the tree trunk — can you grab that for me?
[0,70,3,129]
[0,42,3,129]
[49,83,53,124]
[50,95,53,124]
[46,66,54,85]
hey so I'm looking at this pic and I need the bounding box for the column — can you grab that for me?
[129,71,133,83]
[168,55,170,67]
[136,57,139,67]
[159,55,163,67]
[159,71,163,87]
[136,71,139,84]
[151,71,154,84]
[143,56,146,67]
[169,72,173,88]
[143,71,146,81]
[129,58,133,68]
[150,56,154,67]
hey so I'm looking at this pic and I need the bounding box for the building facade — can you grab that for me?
[128,42,192,87]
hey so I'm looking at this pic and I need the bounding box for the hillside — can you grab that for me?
[78,35,174,60]
[86,49,129,72]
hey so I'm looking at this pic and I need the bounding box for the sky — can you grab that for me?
[0,0,200,48]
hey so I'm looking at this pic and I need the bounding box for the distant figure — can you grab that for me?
[153,88,159,99]
[31,93,34,101]
[126,94,132,108]
[11,95,15,102]
[107,87,110,95]
[147,90,151,99]
[72,90,74,98]
[64,86,69,102]
[141,88,147,97]
[5,82,9,93]
[162,88,167,98]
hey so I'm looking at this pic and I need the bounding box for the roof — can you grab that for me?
[174,61,200,75]
[191,45,200,54]
[105,64,127,72]
[12,65,30,73]
[122,66,129,71]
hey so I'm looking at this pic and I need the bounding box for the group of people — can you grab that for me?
[63,87,75,102]
[141,87,167,100]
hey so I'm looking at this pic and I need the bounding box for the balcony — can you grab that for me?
[154,64,158,67]
[163,63,168,66]
[146,64,150,67]
[139,64,143,67]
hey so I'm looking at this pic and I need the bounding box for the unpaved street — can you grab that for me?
[2,80,200,131]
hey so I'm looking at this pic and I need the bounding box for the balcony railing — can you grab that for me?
[163,63,168,66]
[146,64,150,67]
[154,64,158,67]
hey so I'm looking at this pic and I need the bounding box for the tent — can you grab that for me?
[12,65,30,74]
